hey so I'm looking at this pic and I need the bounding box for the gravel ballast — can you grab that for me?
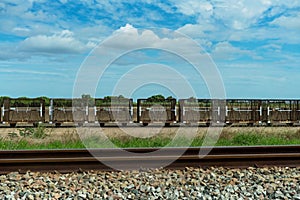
[0,166,299,199]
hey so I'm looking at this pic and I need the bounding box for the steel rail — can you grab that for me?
[0,145,300,174]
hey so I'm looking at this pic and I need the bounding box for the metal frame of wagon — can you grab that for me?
[94,97,133,127]
[1,97,45,127]
[137,98,177,127]
[1,97,300,127]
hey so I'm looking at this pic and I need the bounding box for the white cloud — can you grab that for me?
[271,13,300,29]
[170,0,271,30]
[116,24,138,35]
[176,23,230,49]
[211,41,259,60]
[177,24,210,38]
[232,25,300,44]
[171,0,213,17]
[213,0,271,30]
[0,1,58,37]
[23,10,51,21]
[259,44,282,53]
[174,0,300,31]
[0,68,62,76]
[12,27,31,34]
[86,41,98,48]
[175,0,300,46]
[19,30,88,54]
[107,24,208,58]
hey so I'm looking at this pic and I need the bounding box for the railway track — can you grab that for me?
[0,145,300,174]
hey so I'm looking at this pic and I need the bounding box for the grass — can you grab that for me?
[15,125,48,139]
[0,138,85,150]
[1,126,85,150]
[0,127,300,149]
[106,133,300,148]
[0,132,300,149]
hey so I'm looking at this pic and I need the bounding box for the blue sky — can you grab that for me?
[0,0,299,99]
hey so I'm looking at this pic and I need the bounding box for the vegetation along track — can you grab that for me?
[0,145,300,174]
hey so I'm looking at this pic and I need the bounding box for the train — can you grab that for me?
[1,96,300,127]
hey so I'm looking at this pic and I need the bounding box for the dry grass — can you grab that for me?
[0,126,300,144]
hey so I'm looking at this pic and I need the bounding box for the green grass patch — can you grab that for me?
[0,138,85,150]
[0,131,300,150]
[110,137,172,148]
[81,132,300,148]
[216,133,300,146]
[18,126,47,139]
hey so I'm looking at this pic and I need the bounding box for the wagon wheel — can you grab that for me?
[55,123,61,127]
[247,123,254,127]
[33,122,39,127]
[100,123,105,127]
[10,123,17,128]
[226,122,233,126]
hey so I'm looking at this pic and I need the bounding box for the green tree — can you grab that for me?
[147,94,166,102]
[39,96,50,106]
[81,94,95,106]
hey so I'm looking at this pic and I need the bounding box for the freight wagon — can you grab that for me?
[94,97,133,127]
[49,98,88,127]
[1,98,45,127]
[1,97,300,127]
[137,98,176,126]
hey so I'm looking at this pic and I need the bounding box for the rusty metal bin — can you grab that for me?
[178,99,226,125]
[294,100,300,124]
[178,99,211,124]
[2,98,45,127]
[137,98,176,126]
[261,100,297,125]
[295,100,300,123]
[94,97,133,127]
[50,98,88,126]
[0,98,3,123]
[225,99,261,125]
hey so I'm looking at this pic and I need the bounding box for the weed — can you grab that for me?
[19,128,34,137]
[61,129,80,144]
[32,124,47,139]
[231,133,260,145]
[17,125,47,139]
[8,132,19,138]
